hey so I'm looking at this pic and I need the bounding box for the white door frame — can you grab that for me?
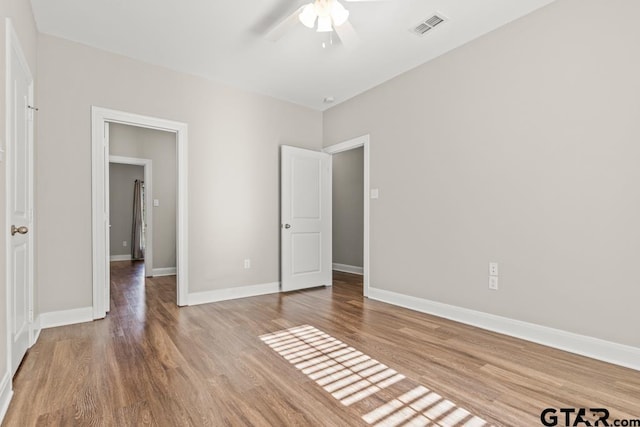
[108,155,153,276]
[5,18,36,377]
[323,135,370,297]
[92,107,188,318]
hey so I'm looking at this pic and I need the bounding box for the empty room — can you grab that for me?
[1,0,639,425]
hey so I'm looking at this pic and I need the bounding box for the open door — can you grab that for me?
[281,146,332,292]
[7,21,35,375]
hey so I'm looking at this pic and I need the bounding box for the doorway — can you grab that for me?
[106,122,178,311]
[108,157,152,275]
[91,107,189,318]
[279,136,370,295]
[331,146,364,291]
[324,135,370,297]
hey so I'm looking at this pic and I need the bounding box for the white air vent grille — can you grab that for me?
[413,14,446,36]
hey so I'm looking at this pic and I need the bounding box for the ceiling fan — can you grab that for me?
[266,0,389,47]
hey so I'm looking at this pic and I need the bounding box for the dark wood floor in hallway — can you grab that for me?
[3,261,640,426]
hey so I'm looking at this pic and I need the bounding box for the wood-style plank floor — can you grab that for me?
[3,261,640,426]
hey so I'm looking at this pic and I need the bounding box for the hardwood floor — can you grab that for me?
[3,262,640,426]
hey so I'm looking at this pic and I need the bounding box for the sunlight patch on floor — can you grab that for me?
[260,325,490,427]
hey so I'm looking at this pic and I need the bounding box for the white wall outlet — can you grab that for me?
[122,241,127,247]
[370,189,379,199]
[153,199,160,207]
[489,276,499,290]
[489,262,498,276]
[244,259,251,269]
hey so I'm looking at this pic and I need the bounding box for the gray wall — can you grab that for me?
[36,34,323,313]
[110,124,177,269]
[332,147,364,268]
[109,163,144,257]
[323,0,640,348]
[0,0,39,390]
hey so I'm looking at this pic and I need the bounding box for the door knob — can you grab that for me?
[11,225,28,236]
[283,224,291,229]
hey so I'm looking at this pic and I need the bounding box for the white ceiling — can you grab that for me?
[30,0,556,111]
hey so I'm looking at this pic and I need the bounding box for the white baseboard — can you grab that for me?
[368,287,640,371]
[152,267,177,277]
[0,371,13,424]
[332,263,364,275]
[110,254,132,261]
[188,282,280,306]
[31,315,41,346]
[40,307,93,329]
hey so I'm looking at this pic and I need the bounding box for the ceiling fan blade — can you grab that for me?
[334,20,359,48]
[265,6,305,42]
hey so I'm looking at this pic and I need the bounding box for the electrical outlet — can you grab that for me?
[489,262,498,276]
[489,276,499,290]
[244,259,251,269]
[123,241,127,247]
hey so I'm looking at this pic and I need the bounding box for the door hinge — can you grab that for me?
[27,105,37,122]
[29,309,34,323]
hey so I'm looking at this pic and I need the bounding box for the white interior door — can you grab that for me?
[6,22,34,375]
[281,146,332,292]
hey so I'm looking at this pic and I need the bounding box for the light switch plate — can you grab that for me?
[153,199,160,207]
[489,262,498,276]
[370,189,379,199]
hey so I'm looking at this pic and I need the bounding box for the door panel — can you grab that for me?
[292,156,321,218]
[281,146,331,292]
[12,245,28,339]
[292,232,321,274]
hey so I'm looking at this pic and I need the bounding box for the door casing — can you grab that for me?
[91,107,188,318]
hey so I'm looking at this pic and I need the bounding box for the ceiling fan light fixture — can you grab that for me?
[299,3,317,29]
[330,1,349,27]
[316,15,333,32]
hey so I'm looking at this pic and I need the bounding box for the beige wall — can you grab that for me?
[323,0,640,348]
[36,34,323,313]
[109,163,144,257]
[332,147,364,268]
[110,124,177,269]
[0,0,38,387]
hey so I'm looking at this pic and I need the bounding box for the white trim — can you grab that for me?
[324,135,370,297]
[152,267,177,277]
[31,315,41,346]
[188,282,280,306]
[369,287,640,371]
[332,263,363,275]
[0,371,13,423]
[109,155,153,276]
[40,307,93,329]
[92,106,189,320]
[110,254,132,262]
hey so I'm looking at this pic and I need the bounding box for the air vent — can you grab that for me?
[413,14,446,36]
